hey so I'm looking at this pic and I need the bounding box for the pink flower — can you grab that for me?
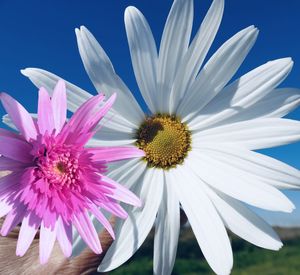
[0,80,144,264]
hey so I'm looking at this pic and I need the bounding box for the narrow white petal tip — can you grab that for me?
[283,202,295,213]
[273,242,283,251]
[20,68,31,76]
[80,25,88,32]
[252,27,259,34]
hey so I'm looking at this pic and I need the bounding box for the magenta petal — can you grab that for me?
[40,221,57,264]
[51,80,67,133]
[37,87,55,134]
[62,94,105,135]
[0,136,32,163]
[0,93,37,141]
[16,213,40,256]
[1,203,26,236]
[0,171,24,197]
[60,94,116,145]
[56,217,72,258]
[101,175,141,207]
[0,198,13,219]
[0,128,23,140]
[89,146,145,163]
[89,203,115,239]
[80,93,116,134]
[100,201,128,219]
[73,210,102,254]
[0,156,27,171]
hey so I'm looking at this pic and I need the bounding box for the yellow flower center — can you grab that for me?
[136,114,191,169]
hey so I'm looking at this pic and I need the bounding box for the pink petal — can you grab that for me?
[89,203,115,239]
[61,94,104,138]
[0,136,32,163]
[0,156,27,171]
[37,87,55,134]
[1,203,26,236]
[0,171,24,197]
[88,146,145,163]
[60,94,116,145]
[100,201,128,219]
[39,221,57,264]
[80,93,116,134]
[73,210,102,254]
[0,93,37,141]
[101,175,141,207]
[16,213,41,256]
[56,217,72,258]
[51,80,67,133]
[0,198,14,218]
[0,128,23,140]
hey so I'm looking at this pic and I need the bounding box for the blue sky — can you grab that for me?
[0,0,299,226]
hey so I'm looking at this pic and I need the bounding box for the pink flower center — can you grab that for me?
[36,149,80,188]
[31,134,82,190]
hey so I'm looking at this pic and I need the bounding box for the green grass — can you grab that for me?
[110,228,300,275]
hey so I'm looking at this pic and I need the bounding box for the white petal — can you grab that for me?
[157,0,194,113]
[21,68,137,133]
[75,26,144,125]
[178,26,258,118]
[86,122,136,147]
[125,6,158,113]
[169,163,233,275]
[108,159,147,189]
[205,186,282,250]
[189,58,293,130]
[153,176,180,275]
[98,168,164,272]
[87,136,135,147]
[193,118,300,150]
[170,0,224,113]
[21,68,91,113]
[72,159,145,256]
[2,114,17,130]
[187,150,295,212]
[196,144,300,189]
[211,88,300,126]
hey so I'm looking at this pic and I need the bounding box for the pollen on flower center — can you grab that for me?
[32,136,81,189]
[136,114,191,169]
[55,161,67,174]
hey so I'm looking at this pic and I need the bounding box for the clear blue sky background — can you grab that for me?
[0,0,299,226]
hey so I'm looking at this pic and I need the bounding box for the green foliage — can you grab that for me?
[110,229,300,275]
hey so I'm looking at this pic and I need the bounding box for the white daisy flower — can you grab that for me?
[18,0,300,274]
